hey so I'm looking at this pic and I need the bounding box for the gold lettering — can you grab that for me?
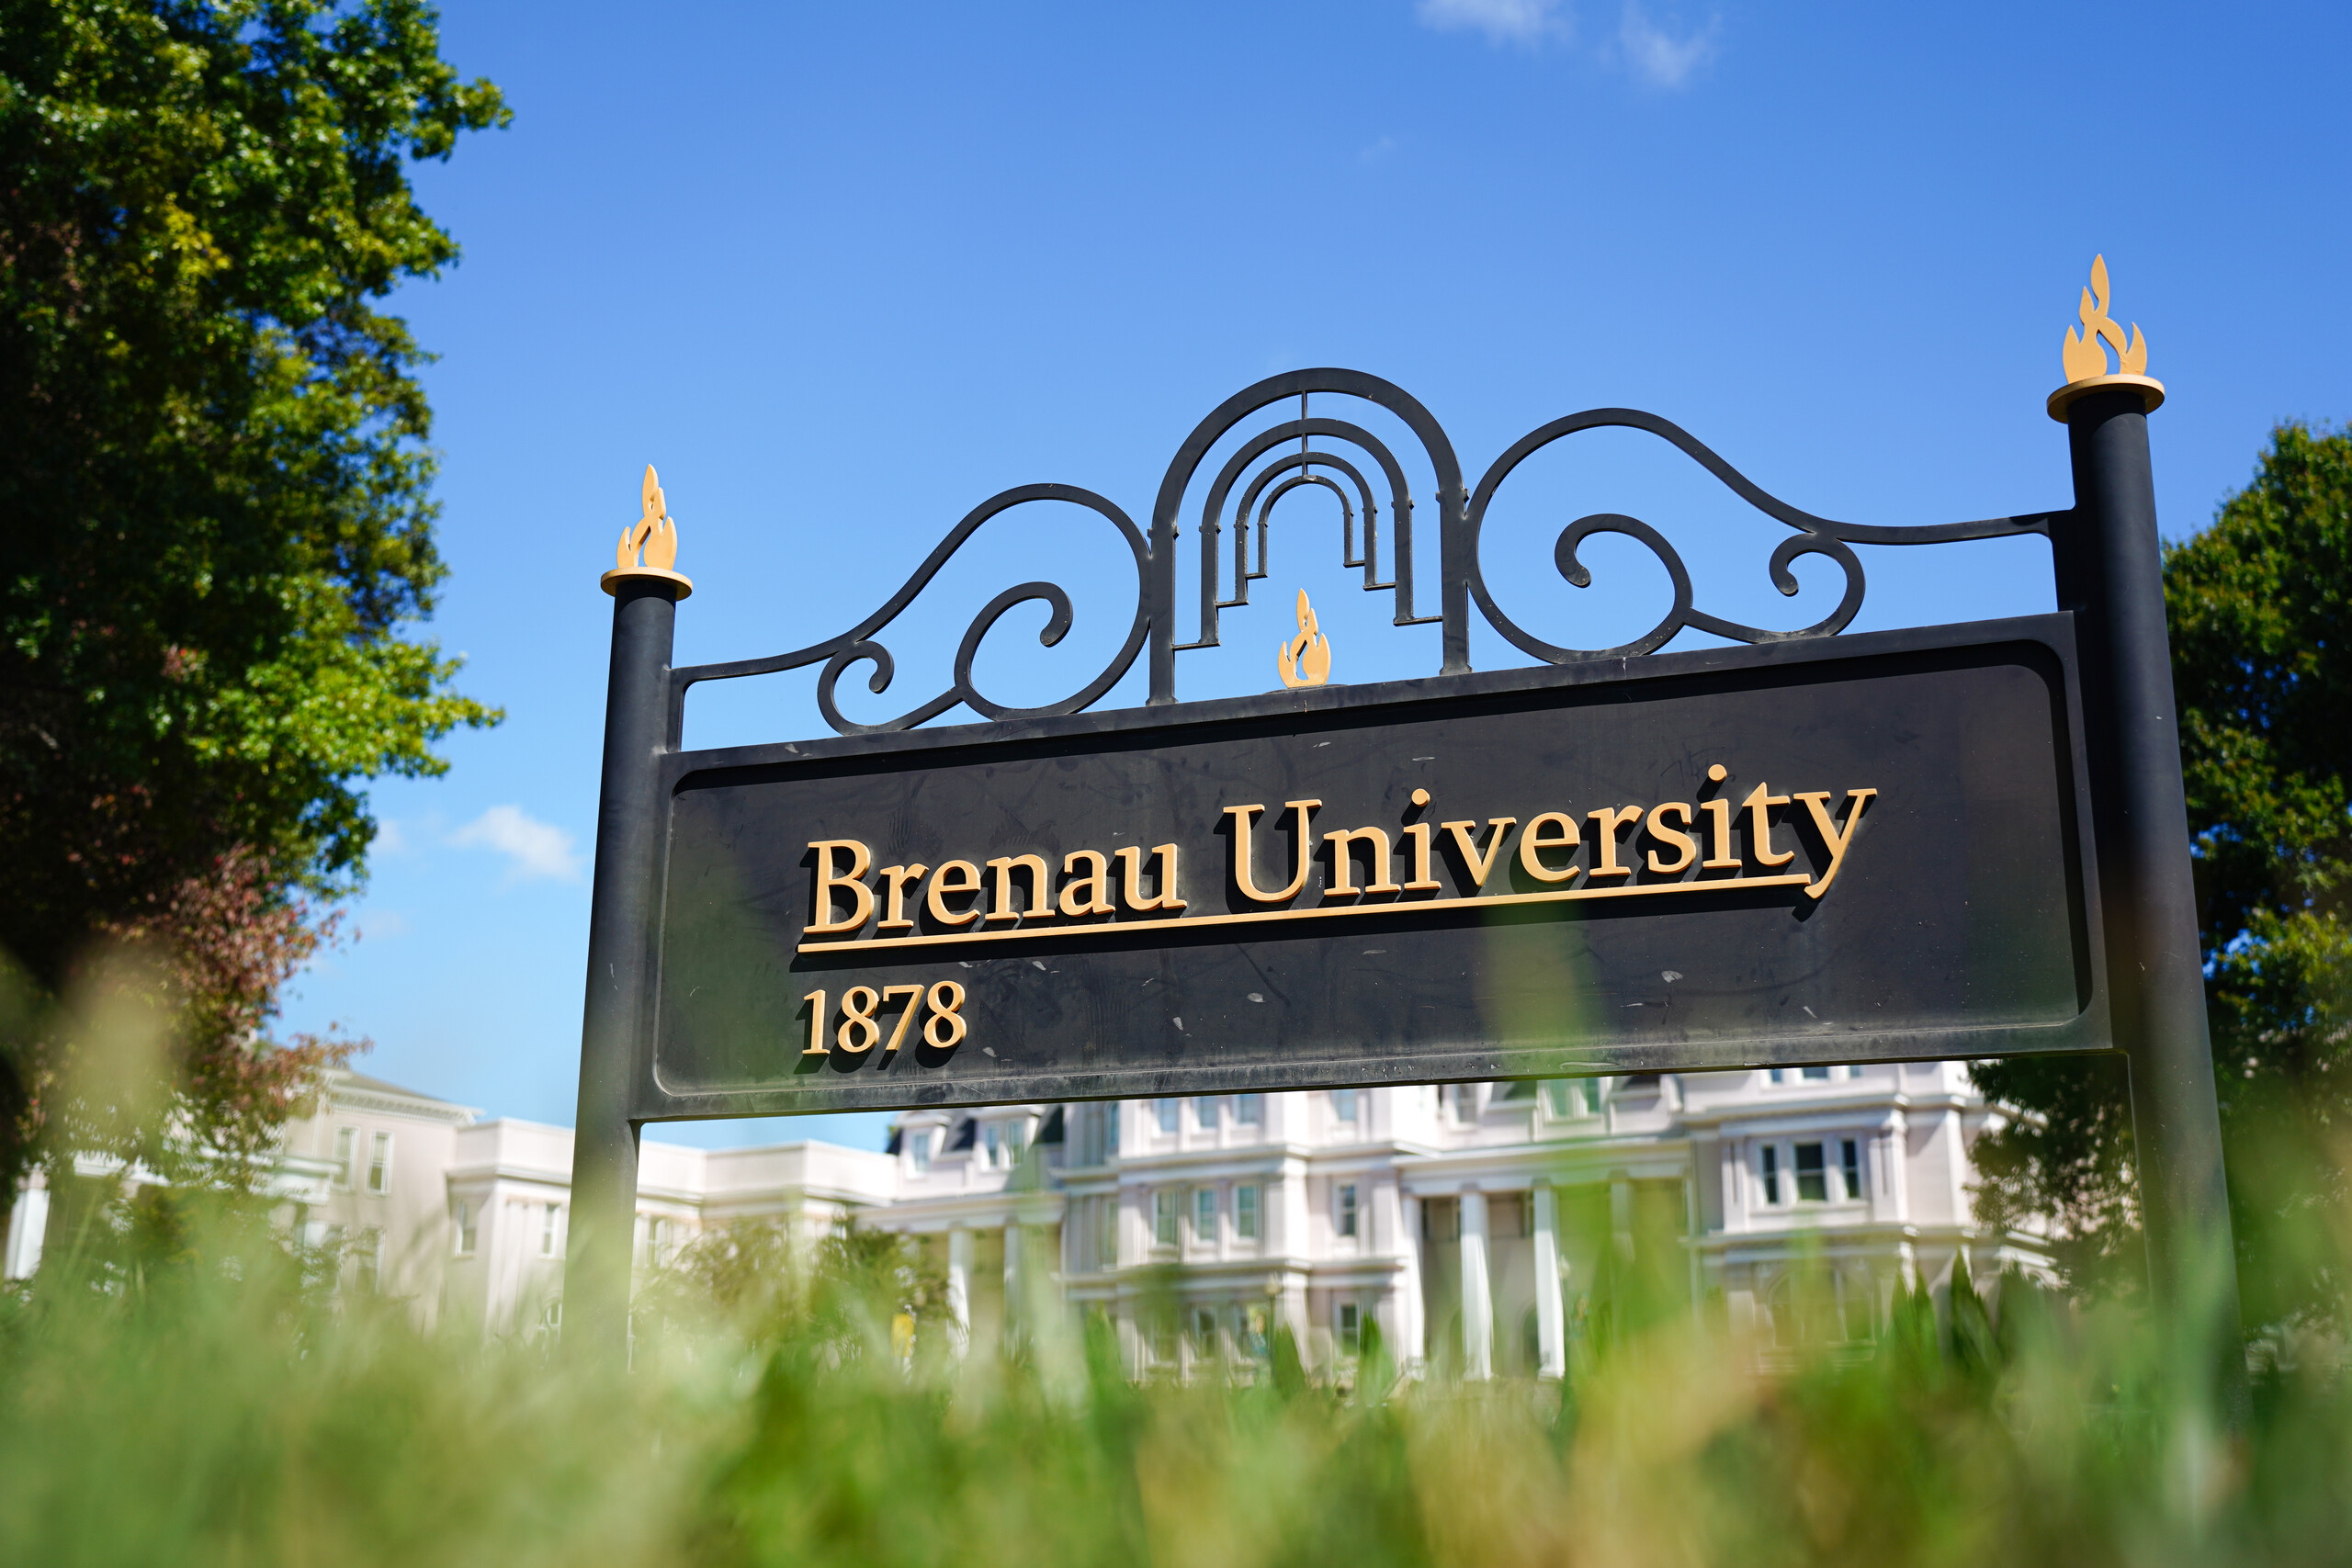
[1741,784,1794,866]
[1400,821,1442,890]
[1518,811,1581,884]
[802,989,829,1055]
[1585,807,1644,880]
[1325,826,1401,895]
[1645,802,1697,874]
[926,859,984,926]
[1793,788,1877,899]
[808,840,875,933]
[1441,817,1517,892]
[1060,849,1114,915]
[1225,801,1319,902]
[882,984,925,1052]
[877,863,929,931]
[1699,798,1740,869]
[986,854,1051,922]
[1116,843,1187,910]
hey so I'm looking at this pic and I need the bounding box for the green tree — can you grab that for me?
[0,0,504,1183]
[1973,422,2352,1326]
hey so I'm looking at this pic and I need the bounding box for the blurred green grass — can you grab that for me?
[3,1191,2347,1568]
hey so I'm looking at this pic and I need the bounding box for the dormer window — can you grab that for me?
[910,1126,932,1177]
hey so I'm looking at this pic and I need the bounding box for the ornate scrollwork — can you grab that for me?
[670,373,2062,740]
[671,483,1148,739]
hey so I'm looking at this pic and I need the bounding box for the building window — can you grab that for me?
[1234,1184,1261,1240]
[330,1126,356,1190]
[910,1126,932,1177]
[1336,1182,1360,1239]
[1804,1066,1832,1081]
[1544,1079,1603,1117]
[1240,1303,1271,1361]
[1148,1315,1177,1367]
[1234,1093,1263,1125]
[1794,1142,1828,1202]
[1156,1099,1181,1134]
[356,1228,382,1294]
[1193,1187,1218,1246]
[1760,1145,1781,1205]
[1192,1306,1219,1359]
[453,1200,478,1257]
[366,1131,393,1196]
[1840,1139,1862,1201]
[1770,1269,1873,1348]
[639,1215,672,1269]
[1194,1096,1219,1129]
[1338,1302,1361,1357]
[1450,1084,1478,1122]
[1331,1088,1359,1123]
[1153,1189,1180,1248]
[540,1202,562,1258]
[983,1123,1002,1168]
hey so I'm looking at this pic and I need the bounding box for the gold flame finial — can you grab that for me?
[616,465,680,571]
[2049,255,2165,421]
[2063,254,2148,382]
[1277,588,1332,690]
[601,464,694,598]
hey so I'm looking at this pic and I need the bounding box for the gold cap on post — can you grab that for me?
[2047,254,2165,421]
[600,464,695,598]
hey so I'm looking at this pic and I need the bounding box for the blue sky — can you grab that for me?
[277,0,2352,1150]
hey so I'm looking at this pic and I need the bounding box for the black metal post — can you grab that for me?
[564,577,681,1361]
[2051,385,2245,1409]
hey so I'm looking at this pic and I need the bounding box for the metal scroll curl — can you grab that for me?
[1464,409,2047,665]
[671,483,1148,739]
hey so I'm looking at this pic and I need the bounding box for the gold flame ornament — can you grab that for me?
[2049,254,2165,421]
[600,464,695,598]
[1277,589,1332,689]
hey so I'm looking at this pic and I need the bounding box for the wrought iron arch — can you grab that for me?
[1186,415,1436,647]
[665,371,2063,740]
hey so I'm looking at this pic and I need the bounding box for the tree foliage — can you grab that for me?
[0,0,504,1180]
[1974,422,2352,1324]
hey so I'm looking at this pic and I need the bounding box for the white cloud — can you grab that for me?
[1416,0,1570,47]
[1616,1,1718,87]
[372,817,412,856]
[357,909,412,941]
[447,806,584,885]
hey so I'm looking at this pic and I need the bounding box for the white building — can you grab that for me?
[5,1062,2044,1371]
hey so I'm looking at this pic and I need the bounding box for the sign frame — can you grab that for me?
[564,331,2241,1403]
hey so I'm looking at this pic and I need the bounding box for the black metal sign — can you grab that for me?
[649,619,2100,1118]
[563,343,2237,1377]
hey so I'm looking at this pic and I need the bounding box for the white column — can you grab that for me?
[1002,1218,1022,1346]
[4,1181,49,1280]
[1459,1189,1493,1380]
[946,1225,972,1356]
[1397,1192,1426,1367]
[1531,1181,1565,1379]
[1609,1172,1635,1263]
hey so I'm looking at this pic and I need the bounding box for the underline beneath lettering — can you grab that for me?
[796,873,1819,955]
